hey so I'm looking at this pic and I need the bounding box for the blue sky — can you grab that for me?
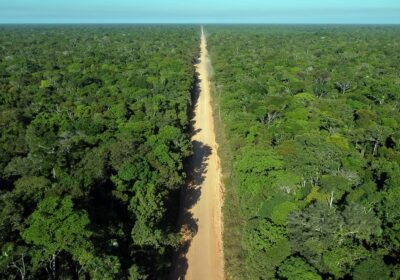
[0,0,399,24]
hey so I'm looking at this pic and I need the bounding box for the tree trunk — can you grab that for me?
[328,192,334,208]
[373,141,379,155]
[50,254,57,279]
[301,177,306,188]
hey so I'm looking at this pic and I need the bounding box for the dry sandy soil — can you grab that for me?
[170,27,224,280]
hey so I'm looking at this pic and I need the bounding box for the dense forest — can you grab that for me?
[2,24,400,280]
[0,25,199,279]
[208,26,400,279]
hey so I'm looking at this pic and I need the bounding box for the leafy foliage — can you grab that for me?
[208,26,400,279]
[0,25,198,279]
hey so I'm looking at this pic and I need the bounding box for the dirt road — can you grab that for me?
[171,26,224,280]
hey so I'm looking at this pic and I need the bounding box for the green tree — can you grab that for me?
[22,196,92,277]
[278,257,321,280]
[353,255,392,280]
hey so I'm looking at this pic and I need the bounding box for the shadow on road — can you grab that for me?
[170,140,212,280]
[170,58,213,279]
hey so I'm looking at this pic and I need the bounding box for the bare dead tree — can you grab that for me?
[9,253,26,280]
[335,81,352,94]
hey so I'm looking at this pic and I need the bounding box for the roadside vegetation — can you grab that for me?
[208,25,400,279]
[0,25,199,279]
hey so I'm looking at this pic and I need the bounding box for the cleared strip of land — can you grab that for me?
[171,26,224,280]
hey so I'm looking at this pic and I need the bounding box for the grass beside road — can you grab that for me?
[210,77,247,280]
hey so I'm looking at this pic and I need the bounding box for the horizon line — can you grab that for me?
[1,22,400,25]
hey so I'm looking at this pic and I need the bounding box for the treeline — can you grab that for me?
[0,25,199,279]
[207,26,400,279]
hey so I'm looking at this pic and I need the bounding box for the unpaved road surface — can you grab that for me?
[170,26,224,280]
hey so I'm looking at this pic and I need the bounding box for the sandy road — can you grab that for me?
[170,26,224,280]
